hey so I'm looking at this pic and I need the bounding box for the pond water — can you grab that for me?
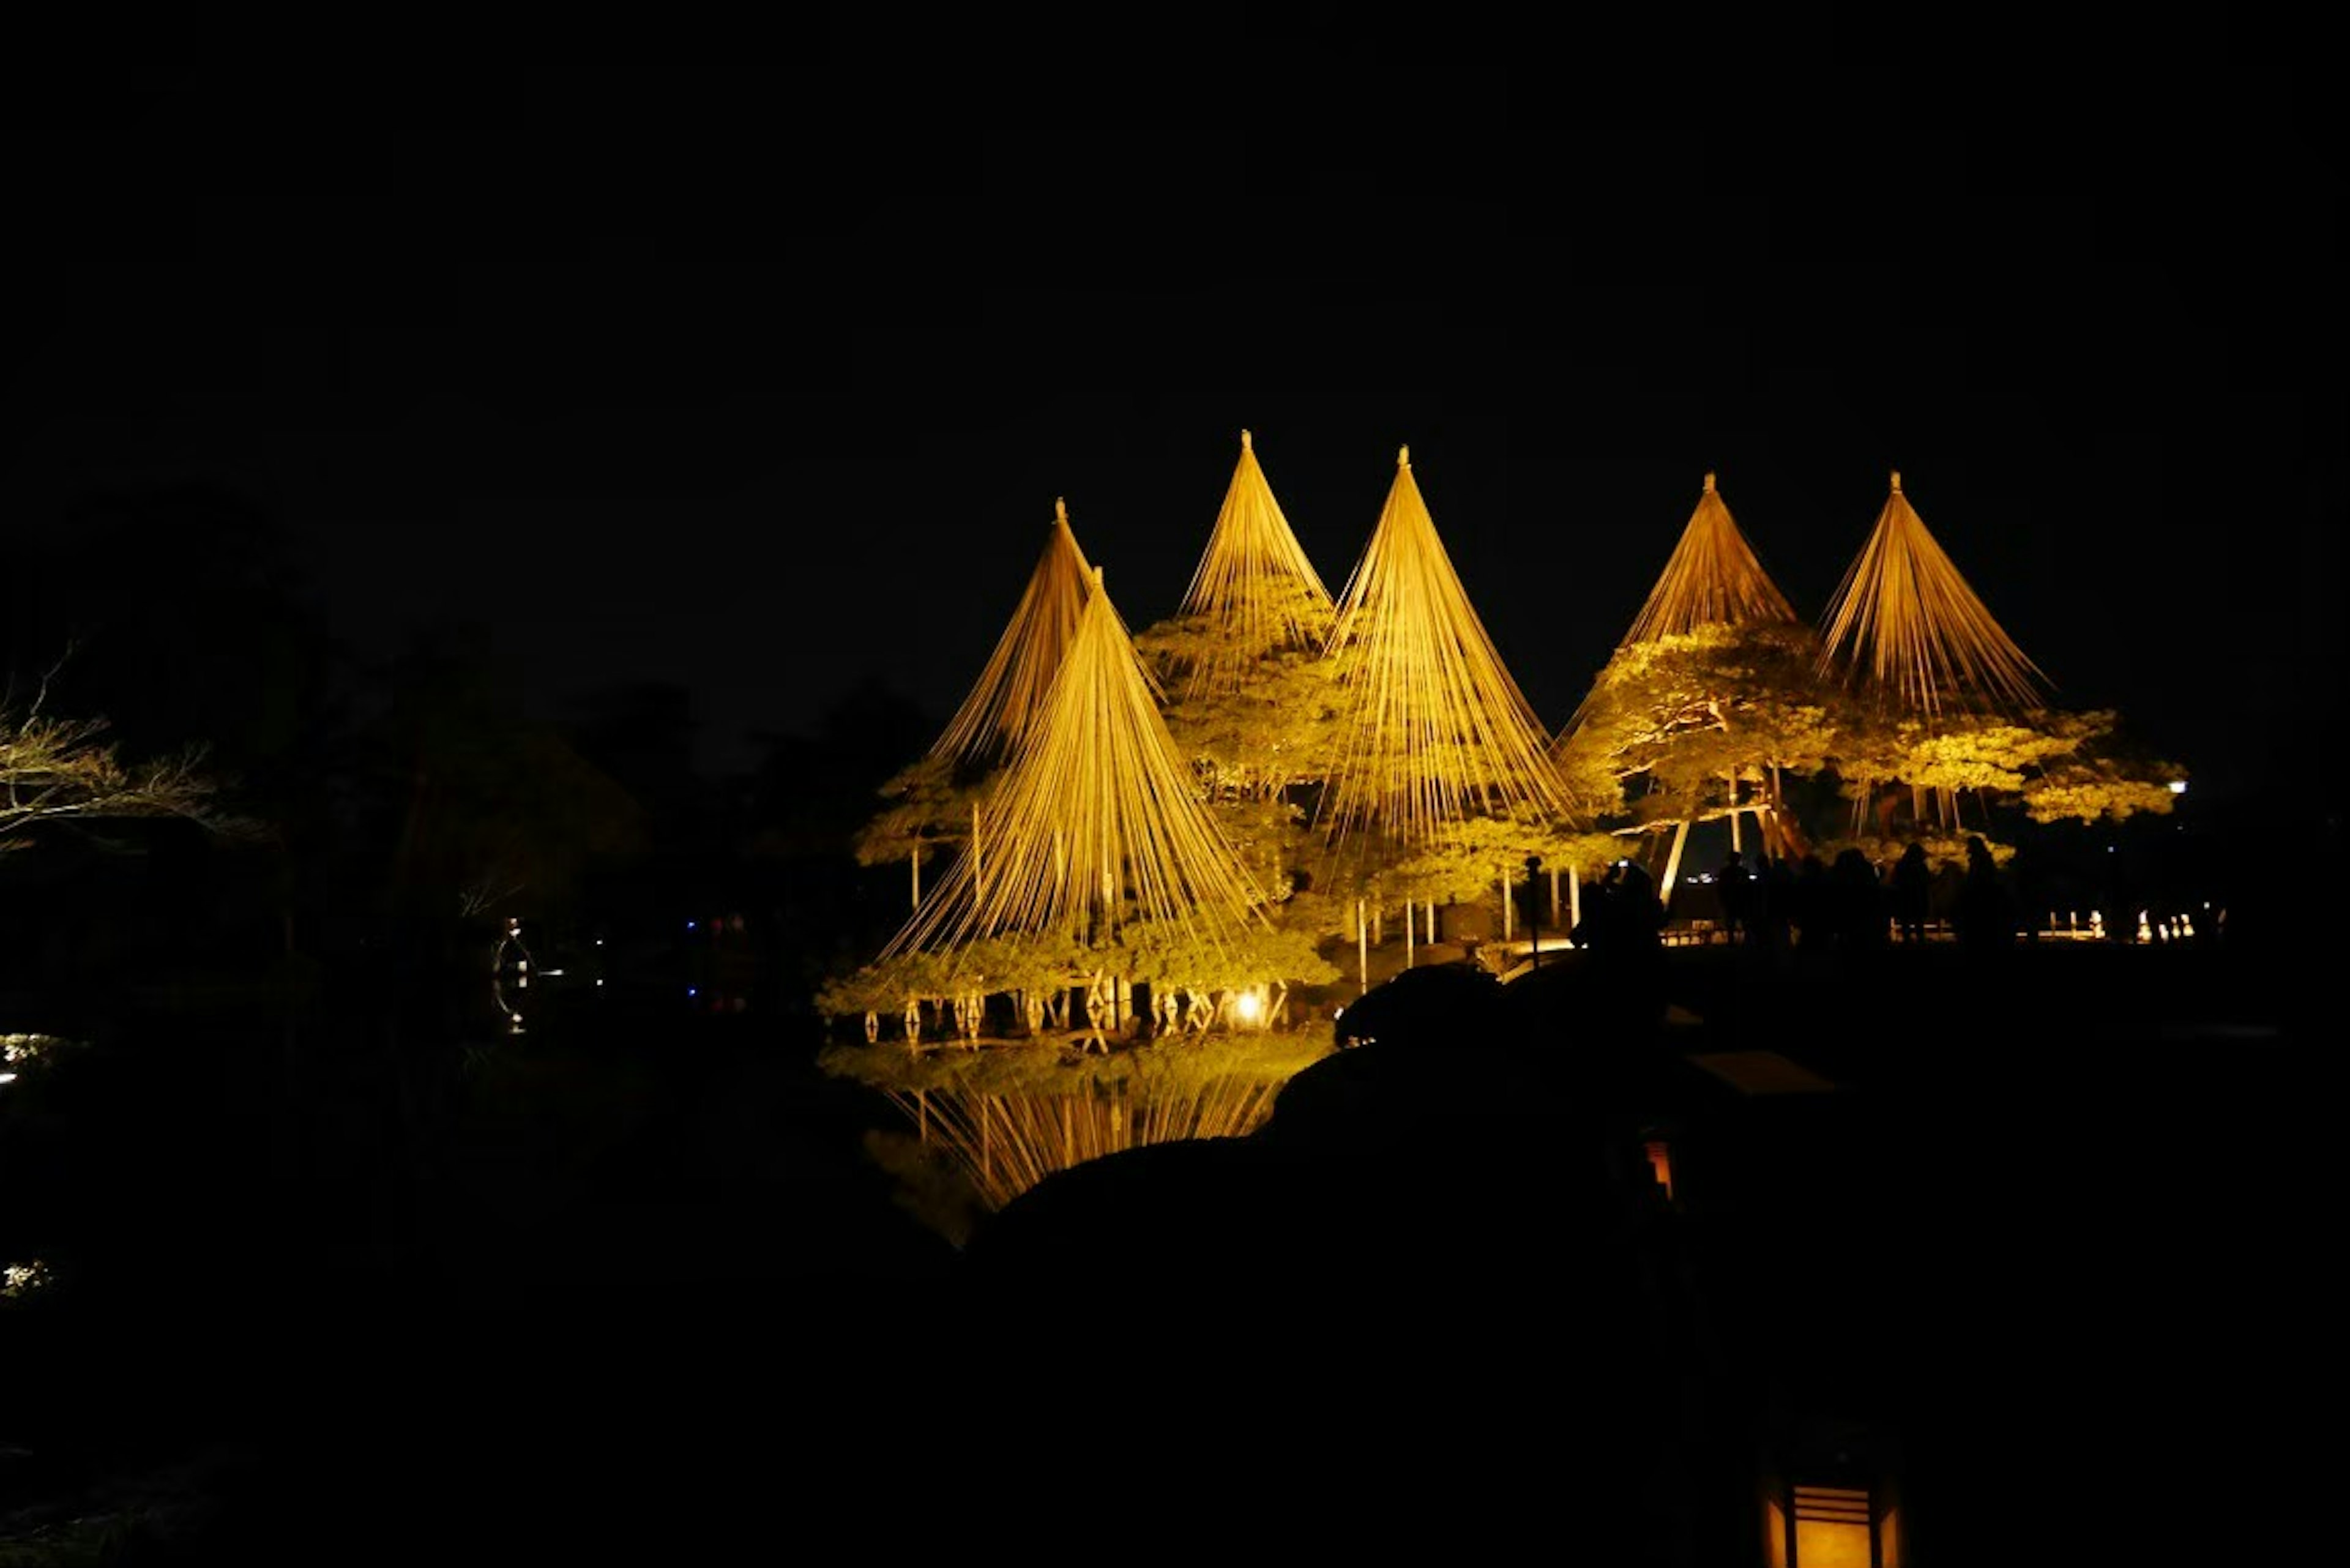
[1,968,974,1547]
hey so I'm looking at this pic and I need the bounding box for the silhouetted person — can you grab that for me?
[1828,846,1887,951]
[1788,854,1831,952]
[1570,861,1624,950]
[1612,861,1667,950]
[1757,854,1797,952]
[1715,849,1754,945]
[1890,842,1932,943]
[1956,834,2018,957]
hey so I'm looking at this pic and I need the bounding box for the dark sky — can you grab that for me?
[6,47,2338,804]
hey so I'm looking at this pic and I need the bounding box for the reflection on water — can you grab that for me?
[825,1029,1330,1234]
[878,1078,1285,1215]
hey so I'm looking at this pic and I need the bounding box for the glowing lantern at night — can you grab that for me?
[1762,1420,1902,1568]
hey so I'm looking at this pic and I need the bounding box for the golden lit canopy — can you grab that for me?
[1166,428,1334,701]
[1317,445,1578,846]
[1815,470,2052,719]
[881,565,1270,966]
[928,497,1097,769]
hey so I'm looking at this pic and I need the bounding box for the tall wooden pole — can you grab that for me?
[1661,818,1692,908]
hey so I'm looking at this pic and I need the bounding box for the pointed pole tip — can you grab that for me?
[1890,469,1903,492]
[1055,496,1069,523]
[1398,444,1411,468]
[1240,428,1252,449]
[1703,471,1717,493]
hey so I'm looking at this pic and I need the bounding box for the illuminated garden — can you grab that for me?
[813,431,2190,1222]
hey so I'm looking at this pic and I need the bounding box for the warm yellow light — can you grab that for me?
[1644,1138,1674,1200]
[1234,990,1264,1023]
[1791,1484,1873,1568]
[1793,1517,1872,1568]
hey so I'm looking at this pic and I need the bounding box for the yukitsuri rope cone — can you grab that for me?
[882,566,1269,966]
[1316,444,1578,851]
[1816,470,2056,840]
[929,497,1098,770]
[1162,428,1334,703]
[1816,469,2051,721]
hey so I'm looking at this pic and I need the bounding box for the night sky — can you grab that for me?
[7,51,2339,808]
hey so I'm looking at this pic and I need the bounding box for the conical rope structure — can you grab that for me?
[1620,469,1802,644]
[1317,445,1578,849]
[880,566,1270,971]
[1560,469,1804,743]
[1165,428,1334,701]
[1815,470,2052,721]
[928,498,1097,770]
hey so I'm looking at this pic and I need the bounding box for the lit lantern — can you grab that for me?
[1762,1420,1901,1567]
[1643,1137,1674,1202]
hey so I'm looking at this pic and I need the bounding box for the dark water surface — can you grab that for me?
[2,935,2332,1561]
[2,976,959,1559]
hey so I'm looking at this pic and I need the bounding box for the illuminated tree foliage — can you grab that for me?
[1556,475,1827,868]
[1827,705,2185,837]
[1811,472,2180,841]
[0,707,237,852]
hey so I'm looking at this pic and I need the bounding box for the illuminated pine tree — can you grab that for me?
[1813,471,2178,843]
[1556,471,1830,888]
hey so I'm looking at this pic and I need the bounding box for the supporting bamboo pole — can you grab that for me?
[1569,867,1582,933]
[1501,870,1513,941]
[1405,896,1416,968]
[1357,898,1369,994]
[1660,818,1692,908]
[909,845,920,911]
[1550,868,1561,923]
